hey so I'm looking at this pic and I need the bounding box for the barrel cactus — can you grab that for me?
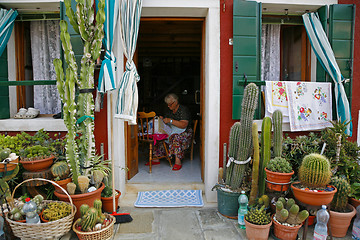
[266,157,292,173]
[299,153,331,188]
[272,110,283,158]
[330,176,351,212]
[229,83,259,189]
[245,205,271,225]
[275,198,309,225]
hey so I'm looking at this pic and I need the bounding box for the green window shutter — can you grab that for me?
[0,48,10,119]
[329,4,355,107]
[316,6,328,83]
[60,1,83,72]
[232,0,262,119]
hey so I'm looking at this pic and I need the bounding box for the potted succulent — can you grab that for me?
[329,176,356,237]
[265,157,294,192]
[214,83,259,218]
[291,153,337,206]
[52,0,108,219]
[272,197,309,240]
[244,205,272,240]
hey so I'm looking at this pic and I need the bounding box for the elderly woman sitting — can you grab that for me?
[151,93,193,171]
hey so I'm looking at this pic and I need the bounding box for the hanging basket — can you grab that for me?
[73,213,115,240]
[5,178,76,240]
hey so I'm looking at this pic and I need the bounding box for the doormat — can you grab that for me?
[134,190,204,207]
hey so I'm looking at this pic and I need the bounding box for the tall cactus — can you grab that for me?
[330,176,351,212]
[249,122,260,205]
[299,153,331,188]
[229,83,259,189]
[258,117,272,196]
[272,110,283,158]
[54,0,105,187]
[225,122,241,186]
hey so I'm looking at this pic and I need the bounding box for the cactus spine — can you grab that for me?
[330,176,351,212]
[249,122,259,205]
[225,122,241,186]
[258,117,272,196]
[54,0,106,187]
[229,83,259,189]
[272,110,283,158]
[299,153,331,188]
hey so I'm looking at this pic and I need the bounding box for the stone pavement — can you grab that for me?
[62,206,354,240]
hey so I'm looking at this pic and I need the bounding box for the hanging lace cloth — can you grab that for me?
[30,20,61,114]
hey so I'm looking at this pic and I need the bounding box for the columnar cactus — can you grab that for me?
[53,0,105,188]
[258,117,272,196]
[330,176,351,212]
[275,198,309,225]
[272,110,283,158]
[225,122,241,186]
[299,153,331,188]
[249,122,260,205]
[229,83,259,189]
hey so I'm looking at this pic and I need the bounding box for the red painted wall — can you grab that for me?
[219,0,360,167]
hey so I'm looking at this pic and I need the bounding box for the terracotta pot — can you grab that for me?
[265,168,294,192]
[54,182,105,220]
[272,215,302,240]
[329,204,356,238]
[101,190,121,213]
[244,219,272,240]
[291,181,337,206]
[350,197,360,208]
[52,177,72,194]
[20,155,54,172]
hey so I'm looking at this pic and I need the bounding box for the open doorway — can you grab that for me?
[127,18,204,183]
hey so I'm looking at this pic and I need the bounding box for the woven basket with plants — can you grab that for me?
[73,200,115,240]
[5,178,76,240]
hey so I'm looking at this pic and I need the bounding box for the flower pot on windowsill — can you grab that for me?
[101,190,121,213]
[291,181,337,206]
[265,168,294,192]
[20,155,54,172]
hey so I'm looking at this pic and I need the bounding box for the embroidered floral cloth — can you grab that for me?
[265,81,290,122]
[286,81,332,131]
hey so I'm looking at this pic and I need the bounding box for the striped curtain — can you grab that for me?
[114,0,142,125]
[97,0,119,93]
[303,12,353,136]
[0,8,18,57]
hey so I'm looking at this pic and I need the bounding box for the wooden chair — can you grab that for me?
[137,111,172,173]
[189,119,198,161]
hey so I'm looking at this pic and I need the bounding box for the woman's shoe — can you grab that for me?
[172,164,182,171]
[145,161,160,166]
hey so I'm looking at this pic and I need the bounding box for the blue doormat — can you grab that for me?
[134,190,204,207]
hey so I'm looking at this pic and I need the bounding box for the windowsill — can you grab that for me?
[0,114,67,132]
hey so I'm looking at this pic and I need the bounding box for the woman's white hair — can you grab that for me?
[164,93,179,104]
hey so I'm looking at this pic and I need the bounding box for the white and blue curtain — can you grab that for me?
[0,8,18,57]
[96,0,119,93]
[114,0,142,125]
[303,12,353,136]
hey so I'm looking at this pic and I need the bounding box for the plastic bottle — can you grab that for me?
[313,205,329,240]
[238,191,248,229]
[352,205,360,240]
[22,198,40,224]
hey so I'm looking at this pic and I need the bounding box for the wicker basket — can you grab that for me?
[5,178,76,240]
[73,213,115,240]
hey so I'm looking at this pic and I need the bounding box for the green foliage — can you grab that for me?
[266,157,292,173]
[331,176,351,212]
[299,153,331,188]
[245,205,271,225]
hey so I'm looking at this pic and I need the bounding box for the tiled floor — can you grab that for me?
[128,145,202,184]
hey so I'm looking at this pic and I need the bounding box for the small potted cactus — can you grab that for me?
[272,197,309,240]
[291,153,337,206]
[73,199,115,238]
[329,176,356,237]
[265,157,294,192]
[244,205,272,240]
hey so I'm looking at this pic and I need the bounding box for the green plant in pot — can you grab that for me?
[291,153,336,206]
[328,176,356,238]
[272,197,309,240]
[244,205,272,240]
